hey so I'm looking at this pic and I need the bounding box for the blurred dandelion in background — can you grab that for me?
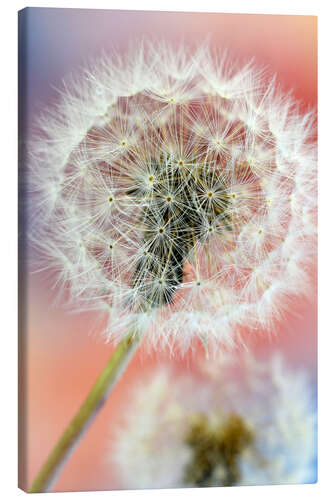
[112,353,316,489]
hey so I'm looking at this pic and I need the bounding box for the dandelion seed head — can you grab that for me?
[111,353,316,488]
[29,42,316,351]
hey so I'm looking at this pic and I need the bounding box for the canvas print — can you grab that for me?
[18,8,317,493]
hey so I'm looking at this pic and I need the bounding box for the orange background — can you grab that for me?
[19,9,317,492]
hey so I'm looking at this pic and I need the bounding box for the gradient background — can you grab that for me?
[18,8,317,492]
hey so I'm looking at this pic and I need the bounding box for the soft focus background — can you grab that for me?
[19,8,317,492]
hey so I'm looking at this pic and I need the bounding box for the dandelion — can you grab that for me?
[30,42,316,352]
[27,41,316,491]
[112,353,317,489]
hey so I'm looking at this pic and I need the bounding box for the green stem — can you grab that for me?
[29,326,141,493]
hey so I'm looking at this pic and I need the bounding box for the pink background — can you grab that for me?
[19,9,317,492]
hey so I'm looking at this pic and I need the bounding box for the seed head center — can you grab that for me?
[129,157,233,307]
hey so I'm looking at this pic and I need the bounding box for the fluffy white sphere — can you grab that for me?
[29,42,317,352]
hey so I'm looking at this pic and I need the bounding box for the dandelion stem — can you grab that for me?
[28,326,141,493]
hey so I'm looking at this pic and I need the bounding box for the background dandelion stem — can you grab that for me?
[28,327,141,493]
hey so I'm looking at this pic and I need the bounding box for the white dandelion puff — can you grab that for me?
[111,353,316,489]
[28,41,316,353]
